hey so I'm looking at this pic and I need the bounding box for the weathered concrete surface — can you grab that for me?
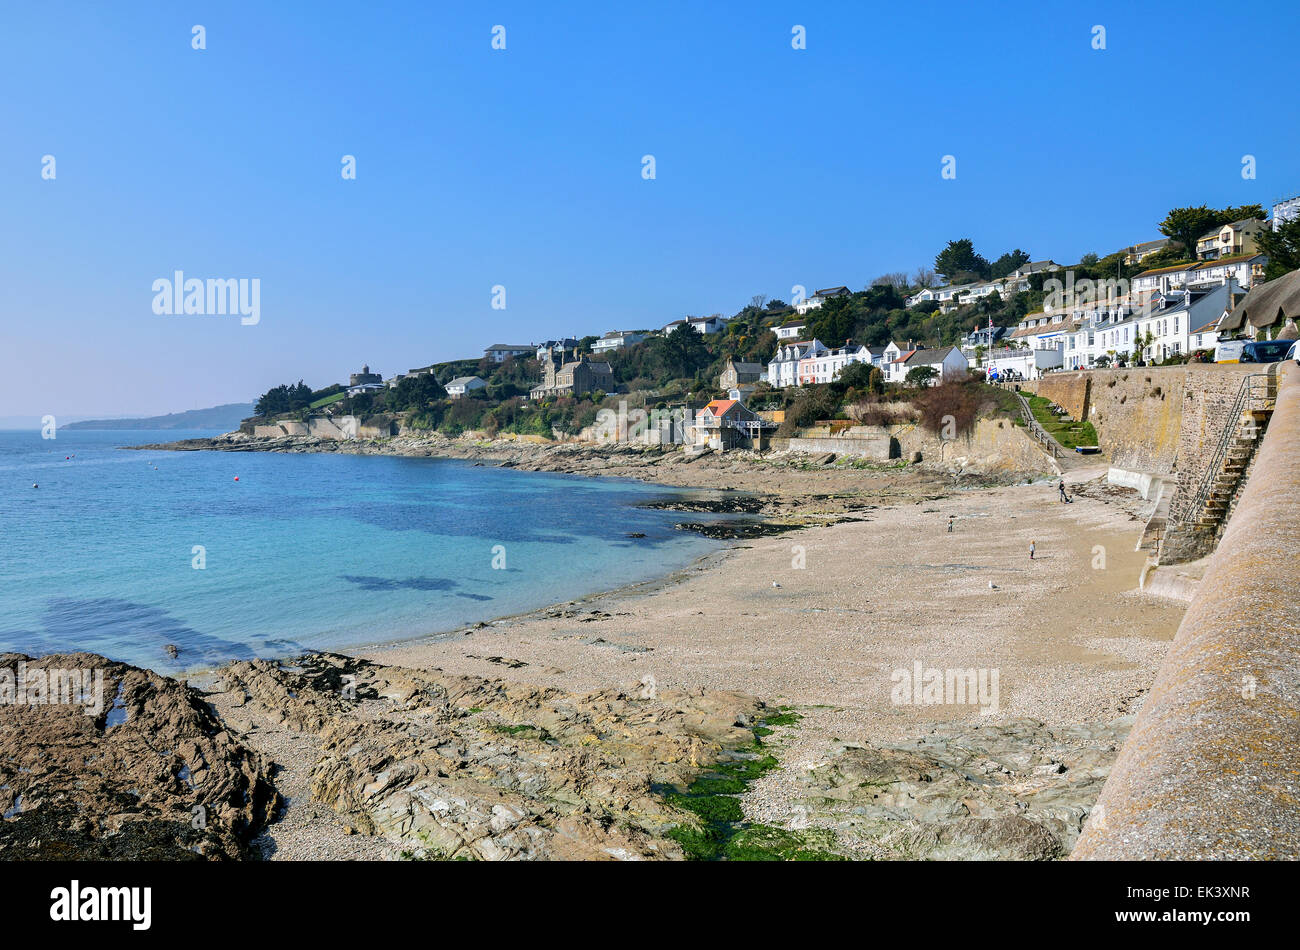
[1073,361,1300,860]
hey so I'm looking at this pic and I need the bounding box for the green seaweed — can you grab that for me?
[662,710,837,861]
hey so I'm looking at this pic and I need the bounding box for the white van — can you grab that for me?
[1215,339,1246,363]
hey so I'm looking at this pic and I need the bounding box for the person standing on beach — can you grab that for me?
[947,515,955,533]
[1029,540,1036,560]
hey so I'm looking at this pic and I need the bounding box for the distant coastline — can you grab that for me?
[63,403,254,431]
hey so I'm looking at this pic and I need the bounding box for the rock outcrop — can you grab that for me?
[0,652,279,859]
[211,653,768,860]
[770,717,1132,860]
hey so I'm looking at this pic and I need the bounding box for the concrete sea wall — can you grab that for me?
[1073,362,1300,859]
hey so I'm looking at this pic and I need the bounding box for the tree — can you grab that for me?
[989,249,1031,279]
[659,322,710,379]
[749,294,768,311]
[1079,251,1099,266]
[387,373,446,411]
[905,365,939,387]
[1158,206,1221,257]
[1158,204,1266,260]
[911,266,937,289]
[255,380,314,416]
[1255,216,1300,280]
[833,360,876,392]
[935,239,991,283]
[871,272,910,290]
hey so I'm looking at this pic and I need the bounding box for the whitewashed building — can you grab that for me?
[768,339,828,388]
[775,318,808,340]
[883,345,969,385]
[445,375,487,397]
[797,344,873,385]
[591,330,647,353]
[795,286,850,315]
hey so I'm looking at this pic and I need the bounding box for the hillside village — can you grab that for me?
[250,195,1300,452]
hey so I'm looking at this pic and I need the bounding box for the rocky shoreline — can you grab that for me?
[0,648,1142,861]
[2,435,1185,861]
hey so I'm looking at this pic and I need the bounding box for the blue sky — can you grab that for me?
[3,0,1298,421]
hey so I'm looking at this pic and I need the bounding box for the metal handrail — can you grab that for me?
[1014,391,1061,459]
[1184,373,1273,522]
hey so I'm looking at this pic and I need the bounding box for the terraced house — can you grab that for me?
[797,343,873,385]
[768,339,829,388]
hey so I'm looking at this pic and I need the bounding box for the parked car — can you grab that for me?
[1240,339,1295,364]
[1288,340,1300,364]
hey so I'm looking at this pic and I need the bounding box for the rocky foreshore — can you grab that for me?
[0,649,1137,861]
[128,430,990,517]
[19,433,1183,861]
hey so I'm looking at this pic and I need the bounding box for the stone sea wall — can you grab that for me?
[1022,365,1257,520]
[1074,362,1300,859]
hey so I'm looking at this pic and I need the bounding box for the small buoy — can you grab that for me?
[233,476,239,481]
[32,483,38,489]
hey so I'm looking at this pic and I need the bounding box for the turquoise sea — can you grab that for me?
[0,429,727,672]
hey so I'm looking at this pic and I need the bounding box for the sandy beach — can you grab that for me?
[9,437,1189,860]
[315,461,1184,854]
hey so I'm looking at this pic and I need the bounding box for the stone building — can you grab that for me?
[529,346,614,400]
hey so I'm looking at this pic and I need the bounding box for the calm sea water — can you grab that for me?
[0,429,727,672]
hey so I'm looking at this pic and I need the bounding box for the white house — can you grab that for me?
[484,344,532,363]
[591,330,647,353]
[1272,195,1300,231]
[1132,263,1194,304]
[664,315,729,335]
[987,347,1062,381]
[883,345,968,385]
[1008,260,1062,280]
[795,286,850,315]
[797,344,872,385]
[1131,281,1239,363]
[775,318,807,340]
[768,339,828,388]
[1187,255,1265,291]
[445,375,487,398]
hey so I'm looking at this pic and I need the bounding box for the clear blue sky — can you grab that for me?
[3,0,1298,421]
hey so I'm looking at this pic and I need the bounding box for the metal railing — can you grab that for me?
[1014,391,1062,459]
[1183,373,1274,524]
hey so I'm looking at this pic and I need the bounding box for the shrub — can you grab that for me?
[913,378,985,437]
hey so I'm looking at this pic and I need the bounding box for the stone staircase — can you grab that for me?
[1158,373,1275,564]
[1197,407,1272,537]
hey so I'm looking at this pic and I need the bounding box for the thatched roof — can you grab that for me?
[1220,270,1300,332]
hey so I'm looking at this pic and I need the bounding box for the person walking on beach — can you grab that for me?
[947,515,955,533]
[1058,480,1071,503]
[1029,540,1036,560]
